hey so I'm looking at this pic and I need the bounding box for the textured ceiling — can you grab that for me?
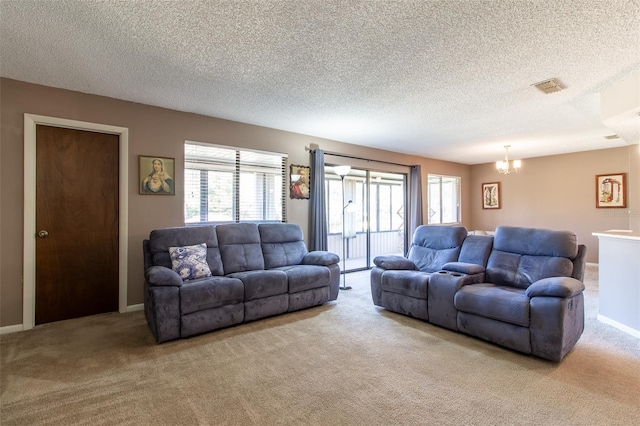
[1,0,639,164]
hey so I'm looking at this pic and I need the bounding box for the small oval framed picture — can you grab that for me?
[139,156,175,195]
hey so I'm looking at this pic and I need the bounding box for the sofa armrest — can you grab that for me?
[302,251,339,266]
[526,277,585,298]
[442,262,485,275]
[145,266,183,287]
[373,255,417,270]
[428,269,485,331]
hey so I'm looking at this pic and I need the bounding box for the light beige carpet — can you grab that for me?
[1,265,639,425]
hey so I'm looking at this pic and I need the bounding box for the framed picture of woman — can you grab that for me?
[139,156,175,195]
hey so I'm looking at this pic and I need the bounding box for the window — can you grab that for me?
[427,174,460,224]
[185,142,286,224]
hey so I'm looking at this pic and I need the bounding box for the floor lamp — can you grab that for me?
[334,165,352,290]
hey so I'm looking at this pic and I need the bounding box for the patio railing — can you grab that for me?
[328,230,404,271]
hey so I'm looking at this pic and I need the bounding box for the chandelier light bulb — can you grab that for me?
[496,145,521,174]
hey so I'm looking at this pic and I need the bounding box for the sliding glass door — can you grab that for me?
[368,171,406,265]
[326,166,406,272]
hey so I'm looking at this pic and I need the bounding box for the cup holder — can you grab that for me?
[436,270,463,277]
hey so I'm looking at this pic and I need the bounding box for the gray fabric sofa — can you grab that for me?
[143,223,340,343]
[371,225,587,361]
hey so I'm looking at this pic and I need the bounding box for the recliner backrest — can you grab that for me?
[458,235,494,267]
[146,225,224,276]
[216,223,265,274]
[485,226,579,288]
[407,225,468,273]
[258,223,308,269]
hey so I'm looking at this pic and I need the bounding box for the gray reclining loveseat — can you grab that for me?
[371,225,586,361]
[143,222,340,343]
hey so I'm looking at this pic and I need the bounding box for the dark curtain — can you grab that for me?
[310,149,327,251]
[409,165,423,246]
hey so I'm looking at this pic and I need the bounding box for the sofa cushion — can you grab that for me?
[228,270,288,301]
[493,226,578,258]
[408,247,462,273]
[454,283,530,327]
[381,270,430,299]
[216,223,265,274]
[486,251,574,289]
[258,223,308,269]
[148,225,224,276]
[169,243,213,281]
[180,276,244,315]
[458,234,494,267]
[407,225,467,272]
[271,265,331,293]
[411,225,468,249]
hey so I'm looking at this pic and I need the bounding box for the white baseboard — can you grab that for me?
[126,304,144,312]
[597,314,640,338]
[1,305,144,335]
[0,324,24,335]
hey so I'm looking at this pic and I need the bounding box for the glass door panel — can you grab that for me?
[325,166,406,272]
[325,167,367,272]
[369,171,406,265]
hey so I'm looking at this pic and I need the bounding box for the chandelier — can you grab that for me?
[496,145,521,174]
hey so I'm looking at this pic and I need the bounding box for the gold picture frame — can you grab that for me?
[139,155,175,195]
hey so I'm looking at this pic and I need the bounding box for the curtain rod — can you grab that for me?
[315,149,413,168]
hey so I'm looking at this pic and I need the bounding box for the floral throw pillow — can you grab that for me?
[169,243,213,281]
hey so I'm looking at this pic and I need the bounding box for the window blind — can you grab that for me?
[185,142,287,224]
[427,174,461,224]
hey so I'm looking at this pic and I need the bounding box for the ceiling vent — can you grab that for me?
[533,78,564,94]
[604,134,620,140]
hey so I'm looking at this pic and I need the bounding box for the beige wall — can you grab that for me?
[2,77,636,328]
[0,78,470,327]
[470,144,639,263]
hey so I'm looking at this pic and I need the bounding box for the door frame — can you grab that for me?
[23,113,129,330]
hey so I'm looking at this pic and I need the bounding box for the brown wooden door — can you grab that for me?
[35,125,119,325]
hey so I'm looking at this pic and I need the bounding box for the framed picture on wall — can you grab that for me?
[596,173,626,208]
[482,182,500,209]
[290,165,310,199]
[139,155,175,195]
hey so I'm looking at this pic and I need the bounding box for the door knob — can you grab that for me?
[38,230,49,238]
